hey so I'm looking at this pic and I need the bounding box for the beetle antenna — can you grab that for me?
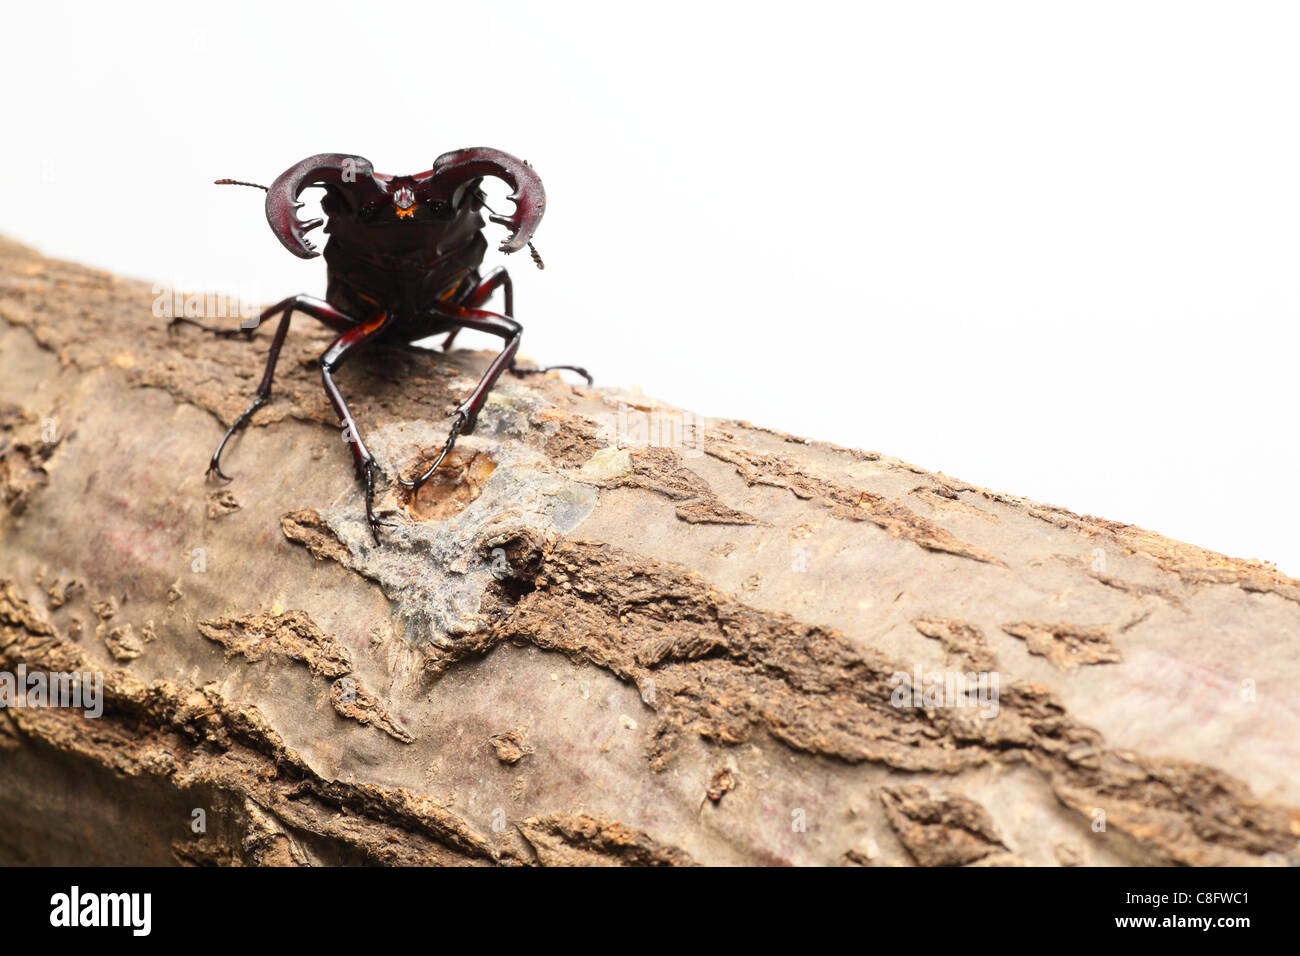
[214,178,269,191]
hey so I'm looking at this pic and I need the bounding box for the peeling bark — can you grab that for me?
[0,237,1297,867]
[879,785,1011,866]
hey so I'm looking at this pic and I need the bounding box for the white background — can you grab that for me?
[2,1,1296,574]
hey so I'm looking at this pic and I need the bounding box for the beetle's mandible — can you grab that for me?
[174,148,590,543]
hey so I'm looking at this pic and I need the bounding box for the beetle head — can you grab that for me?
[264,149,546,258]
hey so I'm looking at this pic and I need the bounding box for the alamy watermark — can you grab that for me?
[594,404,704,458]
[152,281,263,329]
[49,886,150,936]
[0,664,103,718]
[890,666,1000,718]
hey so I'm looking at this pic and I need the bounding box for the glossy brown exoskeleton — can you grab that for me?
[177,149,588,542]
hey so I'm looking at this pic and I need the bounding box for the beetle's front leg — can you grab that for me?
[400,304,522,493]
[320,311,396,543]
[206,295,361,479]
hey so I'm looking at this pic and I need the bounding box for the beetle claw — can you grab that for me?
[398,411,467,493]
[361,458,390,544]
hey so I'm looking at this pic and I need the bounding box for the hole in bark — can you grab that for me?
[495,574,537,603]
[399,449,496,521]
[480,528,549,605]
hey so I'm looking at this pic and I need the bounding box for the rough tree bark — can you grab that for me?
[0,236,1296,867]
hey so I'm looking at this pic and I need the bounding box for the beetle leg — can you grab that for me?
[442,267,514,353]
[320,311,396,544]
[508,362,594,385]
[400,304,521,493]
[466,266,514,315]
[455,267,592,383]
[208,295,360,480]
[398,410,466,493]
[168,316,256,339]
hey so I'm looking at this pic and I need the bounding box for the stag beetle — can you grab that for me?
[175,148,589,543]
